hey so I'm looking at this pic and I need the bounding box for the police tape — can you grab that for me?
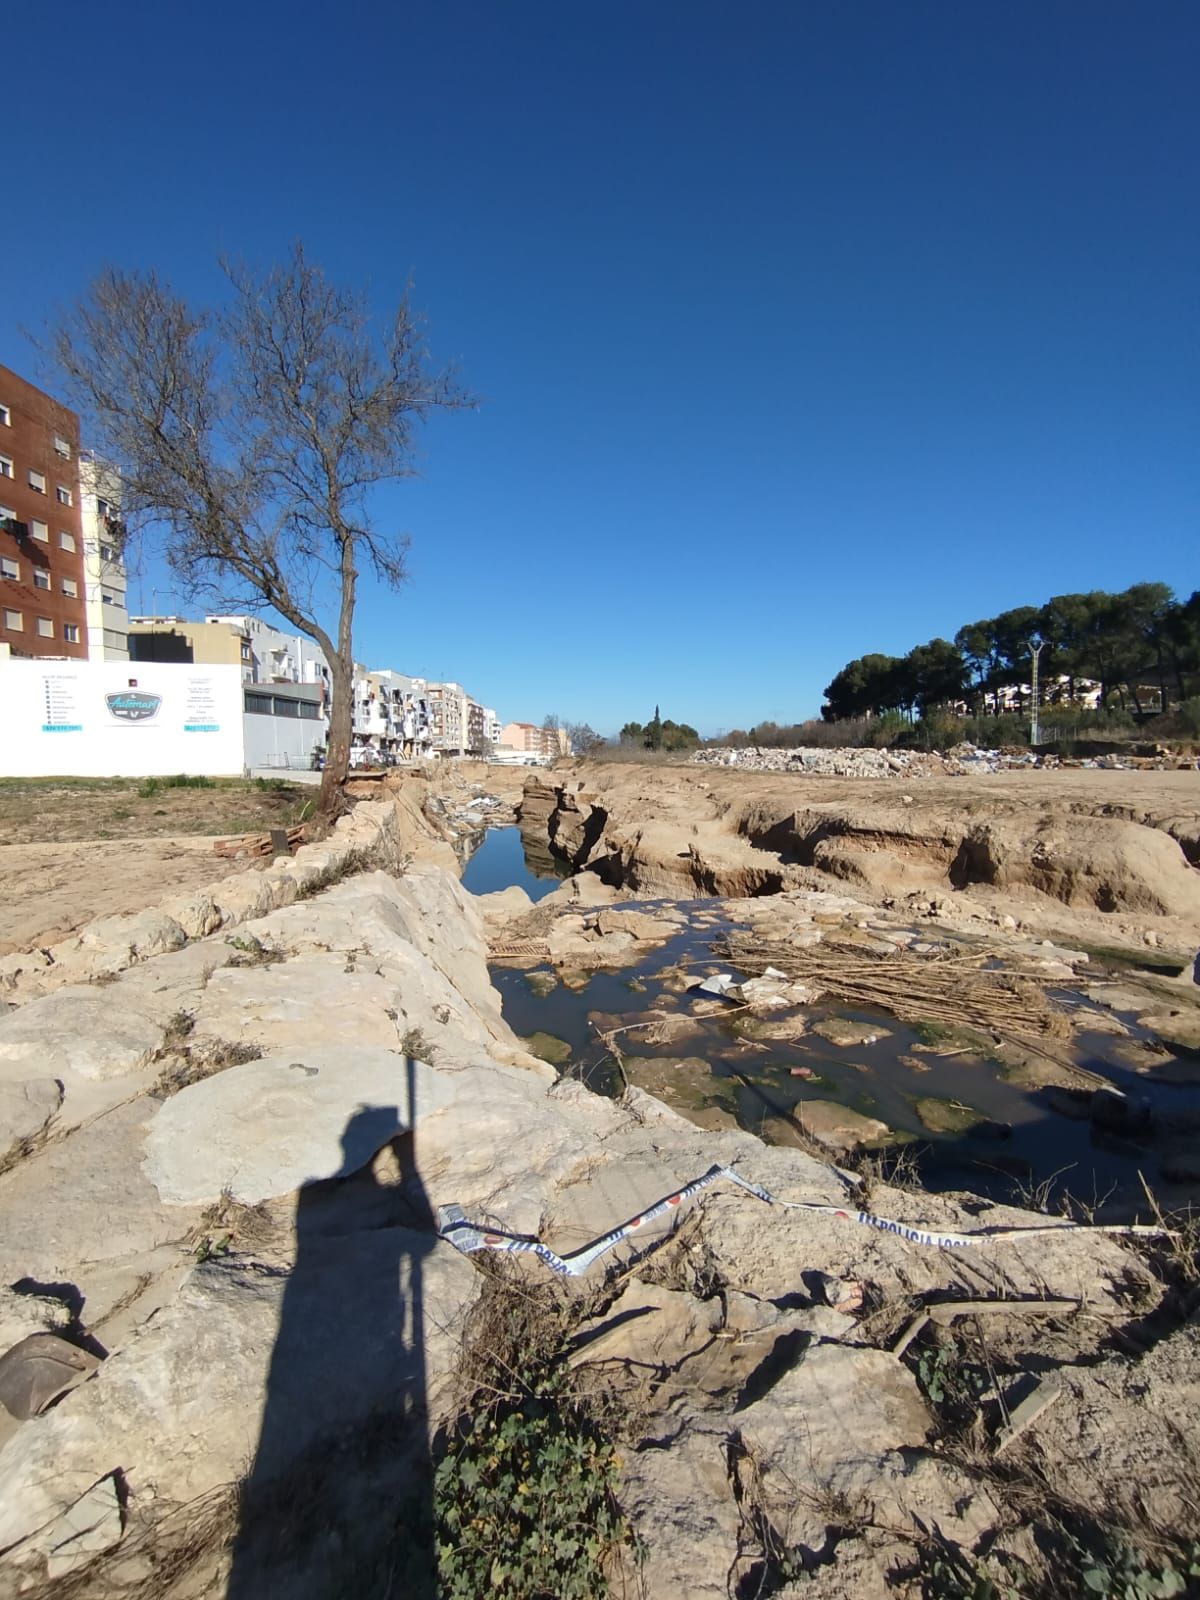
[435,1163,1171,1277]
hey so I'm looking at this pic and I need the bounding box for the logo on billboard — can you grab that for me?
[105,691,162,723]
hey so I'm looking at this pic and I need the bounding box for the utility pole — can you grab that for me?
[1029,639,1045,747]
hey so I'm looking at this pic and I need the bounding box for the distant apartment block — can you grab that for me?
[0,365,89,660]
[500,720,564,760]
[127,611,500,765]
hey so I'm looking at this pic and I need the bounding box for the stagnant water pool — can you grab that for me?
[460,824,568,902]
[469,831,1200,1219]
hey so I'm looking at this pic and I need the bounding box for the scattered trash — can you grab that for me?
[0,1332,100,1421]
[789,1065,817,1079]
[892,1296,1081,1358]
[810,1271,865,1313]
[693,973,738,1000]
[214,823,308,859]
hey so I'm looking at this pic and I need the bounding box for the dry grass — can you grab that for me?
[717,931,1072,1050]
[152,1035,263,1097]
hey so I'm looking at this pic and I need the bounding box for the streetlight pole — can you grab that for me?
[1029,639,1045,747]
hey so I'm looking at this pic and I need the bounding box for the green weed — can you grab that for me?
[137,773,216,798]
[433,1265,636,1600]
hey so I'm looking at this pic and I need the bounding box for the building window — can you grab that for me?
[56,484,73,506]
[1,556,18,580]
[245,691,273,714]
[31,519,49,542]
[53,435,71,460]
[101,588,119,605]
[0,455,12,479]
[34,568,50,590]
[60,530,76,553]
[62,577,78,598]
[64,623,80,643]
[0,404,10,427]
[37,617,54,638]
[100,542,116,562]
[28,469,46,493]
[3,608,22,630]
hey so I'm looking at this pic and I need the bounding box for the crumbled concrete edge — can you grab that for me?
[0,801,407,1008]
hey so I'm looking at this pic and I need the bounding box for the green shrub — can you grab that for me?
[137,773,215,798]
[433,1269,635,1599]
[435,1375,627,1599]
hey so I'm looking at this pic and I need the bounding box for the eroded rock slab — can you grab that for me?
[0,1077,62,1163]
[144,1047,457,1206]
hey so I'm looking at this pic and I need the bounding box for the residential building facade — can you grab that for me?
[80,456,130,660]
[206,615,331,696]
[0,366,88,660]
[428,681,468,755]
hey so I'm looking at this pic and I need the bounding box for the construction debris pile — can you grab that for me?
[691,746,954,777]
[692,743,1196,776]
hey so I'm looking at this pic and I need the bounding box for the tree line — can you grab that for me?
[619,706,700,751]
[821,584,1200,723]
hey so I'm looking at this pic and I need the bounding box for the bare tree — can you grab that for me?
[48,244,468,812]
[565,720,605,754]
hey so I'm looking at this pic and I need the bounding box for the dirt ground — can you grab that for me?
[524,759,1200,963]
[0,778,313,956]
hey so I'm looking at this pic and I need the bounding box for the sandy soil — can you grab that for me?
[0,778,314,956]
[0,765,528,959]
[525,759,1200,960]
[0,838,258,955]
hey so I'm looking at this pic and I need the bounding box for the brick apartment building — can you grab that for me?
[0,366,88,660]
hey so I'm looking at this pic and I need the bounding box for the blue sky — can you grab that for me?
[3,1,1196,735]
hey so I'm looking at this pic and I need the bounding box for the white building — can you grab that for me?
[80,456,129,661]
[205,614,330,695]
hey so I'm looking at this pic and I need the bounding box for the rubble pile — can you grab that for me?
[693,742,1196,776]
[692,745,953,777]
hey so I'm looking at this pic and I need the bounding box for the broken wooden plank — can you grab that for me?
[927,1296,1078,1326]
[893,1296,1078,1357]
[213,823,309,859]
[994,1376,1064,1453]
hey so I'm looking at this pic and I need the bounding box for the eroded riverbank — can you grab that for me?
[0,767,1197,1598]
[473,835,1200,1218]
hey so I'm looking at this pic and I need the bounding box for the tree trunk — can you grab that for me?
[317,533,358,816]
[320,652,353,813]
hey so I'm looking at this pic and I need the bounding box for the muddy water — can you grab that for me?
[488,897,1200,1221]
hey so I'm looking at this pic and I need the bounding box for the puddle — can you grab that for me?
[489,900,1200,1221]
[461,825,569,902]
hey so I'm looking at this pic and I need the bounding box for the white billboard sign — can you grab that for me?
[0,660,246,777]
